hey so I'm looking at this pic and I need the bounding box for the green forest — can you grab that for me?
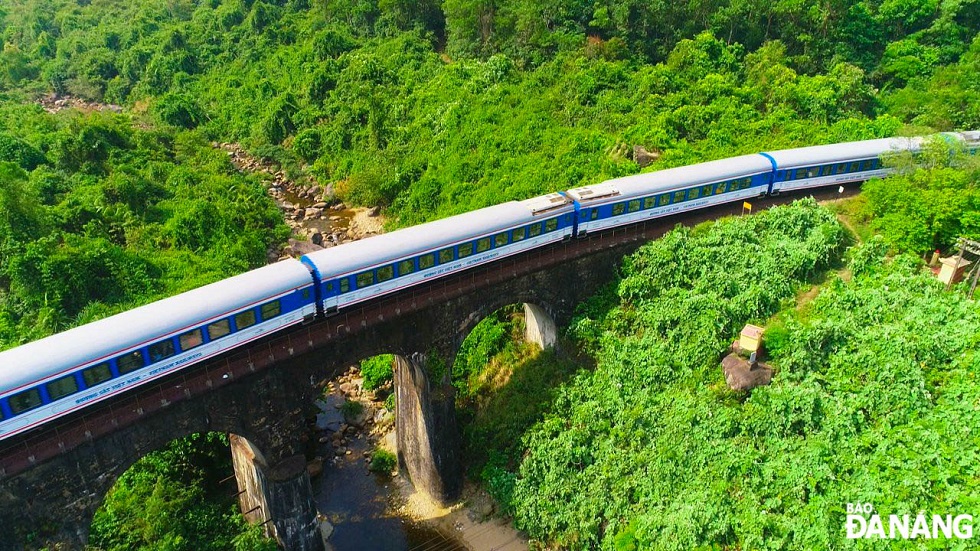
[2,0,980,548]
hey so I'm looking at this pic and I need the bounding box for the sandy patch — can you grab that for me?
[348,207,385,238]
[394,476,529,551]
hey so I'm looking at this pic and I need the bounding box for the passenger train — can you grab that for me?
[1,132,977,441]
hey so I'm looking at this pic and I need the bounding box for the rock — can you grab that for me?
[333,203,347,211]
[721,353,773,391]
[345,404,374,429]
[312,202,329,209]
[633,145,662,167]
[318,518,334,543]
[311,232,324,246]
[287,238,323,255]
[367,206,381,217]
[305,207,323,219]
[335,447,347,456]
[307,458,324,477]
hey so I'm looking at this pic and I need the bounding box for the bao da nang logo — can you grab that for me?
[846,503,973,540]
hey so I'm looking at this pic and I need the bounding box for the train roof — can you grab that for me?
[0,260,314,395]
[762,136,927,169]
[302,195,572,277]
[567,154,772,203]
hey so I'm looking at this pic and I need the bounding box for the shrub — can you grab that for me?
[360,354,394,390]
[368,449,397,473]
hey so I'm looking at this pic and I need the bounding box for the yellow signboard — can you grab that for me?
[742,201,752,212]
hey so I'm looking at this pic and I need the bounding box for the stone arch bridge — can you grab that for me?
[0,190,840,550]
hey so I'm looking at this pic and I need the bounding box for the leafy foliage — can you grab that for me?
[368,448,397,473]
[89,433,277,551]
[360,354,394,390]
[863,141,980,253]
[512,201,851,549]
[0,106,287,349]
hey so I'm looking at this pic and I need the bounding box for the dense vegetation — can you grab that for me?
[488,201,979,550]
[0,103,287,348]
[88,433,276,551]
[2,0,979,228]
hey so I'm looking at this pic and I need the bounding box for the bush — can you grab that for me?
[360,354,394,390]
[368,449,397,473]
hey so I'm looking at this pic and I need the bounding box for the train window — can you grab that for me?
[658,194,671,206]
[494,233,508,247]
[356,271,374,288]
[673,190,685,203]
[179,329,204,351]
[806,167,819,178]
[46,374,79,401]
[9,388,42,415]
[743,178,753,188]
[862,160,874,171]
[303,288,311,299]
[476,237,491,252]
[589,209,599,220]
[848,162,860,172]
[398,259,416,276]
[459,243,474,258]
[261,300,281,320]
[149,339,176,362]
[83,363,113,387]
[701,185,714,197]
[833,164,845,175]
[377,265,394,282]
[643,197,655,209]
[545,219,558,232]
[235,310,257,330]
[340,278,350,293]
[612,204,625,216]
[628,200,641,213]
[439,248,454,264]
[512,227,527,241]
[208,319,231,340]
[688,187,701,200]
[529,223,542,237]
[715,183,726,195]
[325,282,334,293]
[117,350,146,374]
[419,254,435,270]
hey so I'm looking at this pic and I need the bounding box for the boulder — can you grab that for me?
[307,457,324,478]
[721,354,773,391]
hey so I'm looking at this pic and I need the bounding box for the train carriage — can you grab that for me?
[764,136,928,194]
[0,261,317,440]
[301,194,575,314]
[567,153,773,235]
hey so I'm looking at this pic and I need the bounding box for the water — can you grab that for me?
[311,394,466,551]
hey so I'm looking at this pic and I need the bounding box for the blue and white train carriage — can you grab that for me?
[567,153,773,235]
[0,261,317,440]
[301,194,575,313]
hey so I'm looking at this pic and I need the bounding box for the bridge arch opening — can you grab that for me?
[452,303,576,498]
[88,431,276,550]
